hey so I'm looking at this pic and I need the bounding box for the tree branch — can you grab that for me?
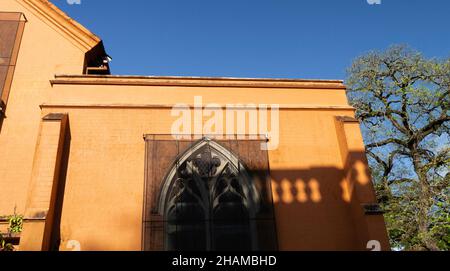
[366,138,408,148]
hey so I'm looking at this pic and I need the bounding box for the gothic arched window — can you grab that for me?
[157,139,260,251]
[143,136,277,251]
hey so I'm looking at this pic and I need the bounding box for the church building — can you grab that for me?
[0,0,390,251]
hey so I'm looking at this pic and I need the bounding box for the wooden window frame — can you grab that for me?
[142,135,279,251]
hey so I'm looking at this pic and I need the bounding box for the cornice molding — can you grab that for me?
[335,116,360,123]
[51,75,347,89]
[40,103,355,111]
[16,0,100,51]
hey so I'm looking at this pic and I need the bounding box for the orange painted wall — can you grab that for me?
[0,0,389,251]
[0,0,88,215]
[38,79,383,251]
[38,106,358,251]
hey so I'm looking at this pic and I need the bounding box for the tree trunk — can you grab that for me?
[411,150,440,251]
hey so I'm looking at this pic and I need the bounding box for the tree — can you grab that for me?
[346,45,449,251]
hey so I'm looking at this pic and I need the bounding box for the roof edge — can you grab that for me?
[54,74,344,83]
[51,75,347,89]
[17,0,101,51]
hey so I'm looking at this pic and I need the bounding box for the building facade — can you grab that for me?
[0,0,390,251]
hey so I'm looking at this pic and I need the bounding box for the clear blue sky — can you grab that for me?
[52,0,450,79]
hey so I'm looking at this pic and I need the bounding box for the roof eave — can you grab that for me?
[51,75,347,89]
[17,0,101,51]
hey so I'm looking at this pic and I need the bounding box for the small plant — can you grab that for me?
[7,214,23,234]
[0,207,24,252]
[0,233,14,252]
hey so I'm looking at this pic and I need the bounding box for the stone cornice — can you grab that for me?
[16,0,100,51]
[40,103,355,111]
[51,75,347,89]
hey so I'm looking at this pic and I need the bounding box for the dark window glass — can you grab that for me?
[0,21,19,58]
[0,65,8,96]
[143,137,278,251]
[0,12,24,109]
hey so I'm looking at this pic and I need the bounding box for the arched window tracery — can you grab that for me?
[160,139,259,251]
[143,136,277,251]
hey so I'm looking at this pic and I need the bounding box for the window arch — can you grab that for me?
[157,139,260,251]
[143,136,278,251]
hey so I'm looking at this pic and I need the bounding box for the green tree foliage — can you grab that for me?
[346,45,449,251]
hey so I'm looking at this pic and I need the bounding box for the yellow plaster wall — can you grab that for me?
[38,83,366,250]
[0,0,388,251]
[46,84,349,106]
[0,0,88,215]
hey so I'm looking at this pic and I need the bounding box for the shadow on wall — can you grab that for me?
[48,121,71,251]
[0,104,5,134]
[53,150,387,251]
[271,161,372,205]
[268,153,388,251]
